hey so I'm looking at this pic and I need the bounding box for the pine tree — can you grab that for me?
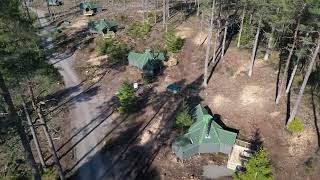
[233,148,273,180]
[175,101,192,131]
[0,72,41,180]
[287,38,320,125]
[117,80,137,113]
[203,0,216,87]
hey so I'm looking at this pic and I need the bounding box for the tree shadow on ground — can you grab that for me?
[249,129,263,152]
[274,49,289,102]
[207,20,238,84]
[66,75,205,179]
[204,105,239,134]
[311,88,320,151]
[284,63,292,124]
[44,91,118,162]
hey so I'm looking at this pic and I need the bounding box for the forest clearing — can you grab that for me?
[0,0,320,180]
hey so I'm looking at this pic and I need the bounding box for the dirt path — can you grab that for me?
[34,8,115,180]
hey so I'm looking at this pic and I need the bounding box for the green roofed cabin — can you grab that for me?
[172,104,237,160]
[128,49,165,75]
[88,19,118,35]
[80,2,102,16]
[47,0,62,6]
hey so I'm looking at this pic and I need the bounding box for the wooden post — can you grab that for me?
[22,96,46,168]
[221,21,228,58]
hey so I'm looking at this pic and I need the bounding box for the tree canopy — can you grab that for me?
[233,148,274,180]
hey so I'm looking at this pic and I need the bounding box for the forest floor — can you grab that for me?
[29,1,320,180]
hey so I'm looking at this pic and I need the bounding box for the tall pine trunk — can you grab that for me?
[28,85,65,180]
[237,6,245,48]
[248,17,262,77]
[166,0,170,19]
[142,0,145,22]
[22,97,46,168]
[163,0,166,28]
[199,11,203,45]
[203,0,215,87]
[249,13,253,24]
[221,21,228,58]
[155,0,158,24]
[0,72,41,180]
[286,57,301,94]
[197,0,200,16]
[275,21,300,104]
[264,27,275,61]
[287,38,320,124]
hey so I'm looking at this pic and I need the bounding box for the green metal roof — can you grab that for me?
[47,0,61,6]
[167,83,180,93]
[88,19,118,34]
[80,2,101,10]
[173,104,237,152]
[128,49,165,72]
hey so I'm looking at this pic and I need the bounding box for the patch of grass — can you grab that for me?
[152,43,167,57]
[127,21,151,38]
[287,117,304,134]
[164,31,184,53]
[96,38,129,65]
[1,171,31,180]
[42,167,57,180]
[143,75,155,85]
[115,15,129,22]
[267,51,280,70]
[147,11,156,22]
[226,66,235,76]
[293,73,304,90]
[305,155,318,174]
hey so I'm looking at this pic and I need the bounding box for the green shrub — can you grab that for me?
[147,11,156,22]
[164,31,184,53]
[96,38,129,65]
[152,43,167,57]
[234,148,273,180]
[238,19,255,48]
[287,117,304,133]
[127,21,151,38]
[116,15,129,22]
[143,75,155,85]
[42,167,57,180]
[293,73,304,89]
[175,101,192,131]
[117,80,138,113]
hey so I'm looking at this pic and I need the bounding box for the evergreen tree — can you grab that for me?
[0,71,41,180]
[117,80,138,113]
[175,101,193,131]
[234,148,273,180]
